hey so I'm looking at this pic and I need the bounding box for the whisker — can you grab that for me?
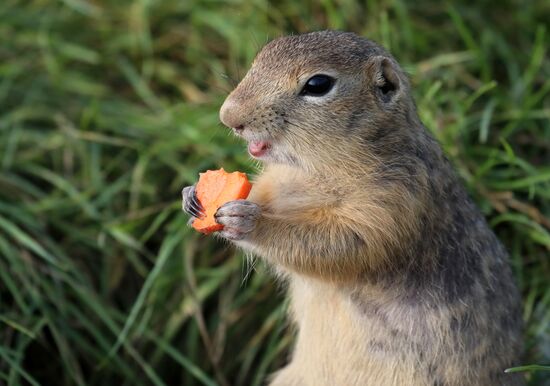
[209,80,234,94]
[241,252,258,286]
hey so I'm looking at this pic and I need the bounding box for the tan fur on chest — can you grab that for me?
[250,165,340,216]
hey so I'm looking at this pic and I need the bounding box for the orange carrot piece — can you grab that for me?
[192,168,252,234]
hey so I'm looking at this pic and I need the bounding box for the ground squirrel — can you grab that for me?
[182,31,525,386]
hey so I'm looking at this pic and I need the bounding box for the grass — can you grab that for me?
[0,0,549,385]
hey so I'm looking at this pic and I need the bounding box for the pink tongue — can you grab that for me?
[248,141,269,157]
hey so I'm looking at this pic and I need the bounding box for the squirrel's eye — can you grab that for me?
[300,75,334,96]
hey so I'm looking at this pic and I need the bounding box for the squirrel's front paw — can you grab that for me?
[181,185,205,221]
[215,200,260,240]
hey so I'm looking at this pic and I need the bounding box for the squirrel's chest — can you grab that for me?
[249,166,339,215]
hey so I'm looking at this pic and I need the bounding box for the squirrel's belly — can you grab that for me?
[284,275,524,386]
[287,276,426,386]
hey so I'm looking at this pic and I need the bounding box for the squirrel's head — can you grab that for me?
[220,31,416,172]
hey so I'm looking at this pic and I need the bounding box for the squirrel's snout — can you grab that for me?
[220,97,245,131]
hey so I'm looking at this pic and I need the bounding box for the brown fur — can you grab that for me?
[218,31,525,385]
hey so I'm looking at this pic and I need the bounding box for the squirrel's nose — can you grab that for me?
[219,97,245,131]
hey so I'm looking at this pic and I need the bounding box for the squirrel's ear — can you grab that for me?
[366,56,403,104]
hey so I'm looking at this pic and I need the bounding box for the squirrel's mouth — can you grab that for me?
[248,140,271,158]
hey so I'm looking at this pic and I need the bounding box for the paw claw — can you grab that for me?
[182,185,205,218]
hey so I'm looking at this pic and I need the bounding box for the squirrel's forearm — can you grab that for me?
[238,187,422,280]
[239,213,375,280]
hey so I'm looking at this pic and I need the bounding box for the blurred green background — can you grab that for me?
[0,0,549,385]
